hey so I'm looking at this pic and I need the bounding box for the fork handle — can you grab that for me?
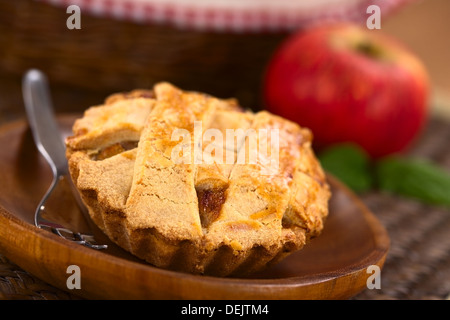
[22,69,68,175]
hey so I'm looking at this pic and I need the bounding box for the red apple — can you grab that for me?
[263,23,429,158]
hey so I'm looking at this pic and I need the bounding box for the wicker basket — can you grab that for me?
[0,0,292,111]
[0,0,415,113]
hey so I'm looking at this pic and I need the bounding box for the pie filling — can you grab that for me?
[196,186,228,228]
[93,141,139,161]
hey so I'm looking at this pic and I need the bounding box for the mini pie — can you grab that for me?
[65,82,330,277]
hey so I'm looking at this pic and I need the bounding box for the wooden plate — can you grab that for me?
[0,114,389,300]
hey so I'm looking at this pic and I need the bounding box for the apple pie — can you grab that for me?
[65,82,330,277]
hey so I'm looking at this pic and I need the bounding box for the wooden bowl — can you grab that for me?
[0,114,389,299]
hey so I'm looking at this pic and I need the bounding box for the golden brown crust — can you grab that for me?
[66,97,155,150]
[66,82,330,276]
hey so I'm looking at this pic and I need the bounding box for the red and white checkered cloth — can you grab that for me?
[39,0,415,32]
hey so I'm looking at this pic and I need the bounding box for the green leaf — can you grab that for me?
[375,156,450,208]
[318,144,450,208]
[318,143,374,193]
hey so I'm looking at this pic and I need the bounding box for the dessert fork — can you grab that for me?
[22,69,107,250]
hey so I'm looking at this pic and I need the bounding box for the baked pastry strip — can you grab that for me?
[194,111,313,275]
[66,97,155,150]
[205,112,307,249]
[125,83,221,241]
[284,144,331,238]
[194,108,254,228]
[66,97,155,251]
[72,150,137,251]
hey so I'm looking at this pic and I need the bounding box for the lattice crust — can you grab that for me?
[66,96,155,150]
[66,82,330,276]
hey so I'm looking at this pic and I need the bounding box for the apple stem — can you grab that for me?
[356,41,383,59]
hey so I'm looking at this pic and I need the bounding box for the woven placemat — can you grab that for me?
[0,117,449,300]
[0,255,80,300]
[352,117,450,300]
